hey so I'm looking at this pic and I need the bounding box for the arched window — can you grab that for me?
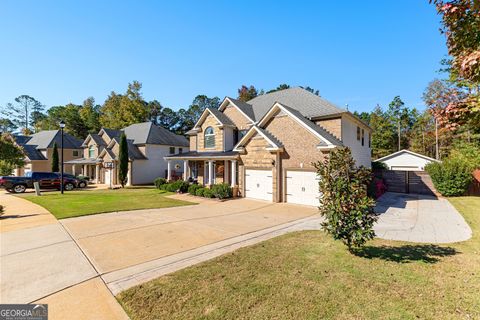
[88,145,95,158]
[204,126,215,148]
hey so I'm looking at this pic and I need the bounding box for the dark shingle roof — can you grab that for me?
[227,98,256,121]
[89,134,107,146]
[102,128,122,139]
[110,136,147,160]
[246,87,346,121]
[24,130,82,149]
[22,144,46,160]
[254,126,283,148]
[165,151,239,159]
[205,107,235,127]
[123,122,189,147]
[280,104,343,146]
[13,135,31,145]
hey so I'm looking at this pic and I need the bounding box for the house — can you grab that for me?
[66,122,189,185]
[13,130,83,176]
[165,87,372,206]
[375,149,440,171]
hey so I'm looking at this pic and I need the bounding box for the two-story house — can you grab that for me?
[165,87,372,206]
[13,130,83,176]
[66,122,189,185]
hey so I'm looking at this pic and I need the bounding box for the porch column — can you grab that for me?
[72,164,76,176]
[95,165,100,183]
[231,160,237,187]
[183,160,189,181]
[83,164,87,176]
[208,160,214,186]
[224,160,229,185]
[167,160,172,181]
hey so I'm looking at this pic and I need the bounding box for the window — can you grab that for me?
[169,147,175,154]
[361,129,365,146]
[233,129,248,145]
[368,133,371,148]
[179,148,183,154]
[88,146,95,158]
[356,126,361,141]
[73,150,79,157]
[204,126,215,148]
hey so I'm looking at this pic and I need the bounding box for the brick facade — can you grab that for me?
[222,104,252,130]
[315,117,342,140]
[196,114,224,152]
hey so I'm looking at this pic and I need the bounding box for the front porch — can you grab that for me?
[165,151,239,188]
[66,158,103,184]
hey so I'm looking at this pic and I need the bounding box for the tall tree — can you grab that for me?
[1,95,44,132]
[0,118,17,134]
[237,85,258,102]
[79,97,101,133]
[51,142,59,172]
[147,100,163,125]
[118,133,129,187]
[386,96,407,151]
[0,133,25,176]
[174,95,221,135]
[266,83,290,93]
[38,104,89,139]
[303,86,320,96]
[157,107,178,131]
[369,105,396,159]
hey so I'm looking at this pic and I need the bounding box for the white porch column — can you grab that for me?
[167,160,172,181]
[208,160,214,186]
[95,165,100,183]
[72,164,76,176]
[183,160,189,181]
[83,164,87,176]
[231,160,237,187]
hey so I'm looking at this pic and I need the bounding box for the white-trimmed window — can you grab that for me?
[88,145,95,158]
[204,126,215,148]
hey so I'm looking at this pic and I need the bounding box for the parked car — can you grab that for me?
[0,172,79,193]
[63,174,88,188]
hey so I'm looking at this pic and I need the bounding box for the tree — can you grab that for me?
[431,0,480,129]
[386,96,407,151]
[118,133,129,187]
[314,148,377,251]
[51,142,59,172]
[158,107,179,132]
[147,100,163,125]
[353,111,371,124]
[37,104,89,139]
[237,85,258,102]
[0,133,25,176]
[174,95,221,135]
[1,95,44,132]
[266,83,290,93]
[303,86,320,96]
[79,97,101,133]
[0,118,17,134]
[369,105,396,159]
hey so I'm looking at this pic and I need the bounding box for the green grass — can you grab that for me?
[20,187,195,219]
[118,197,480,320]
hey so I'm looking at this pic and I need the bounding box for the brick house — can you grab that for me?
[165,87,372,206]
[66,122,189,185]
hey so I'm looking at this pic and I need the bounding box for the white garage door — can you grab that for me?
[245,169,273,201]
[286,170,320,206]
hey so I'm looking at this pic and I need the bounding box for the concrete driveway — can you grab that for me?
[1,191,318,317]
[374,192,472,243]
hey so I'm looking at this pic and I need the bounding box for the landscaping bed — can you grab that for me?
[118,196,480,319]
[19,187,195,219]
[154,178,233,200]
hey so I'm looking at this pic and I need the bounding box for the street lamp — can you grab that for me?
[59,120,65,194]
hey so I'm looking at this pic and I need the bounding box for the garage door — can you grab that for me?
[245,169,273,201]
[286,170,320,206]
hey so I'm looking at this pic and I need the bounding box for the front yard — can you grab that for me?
[118,197,480,320]
[19,187,195,219]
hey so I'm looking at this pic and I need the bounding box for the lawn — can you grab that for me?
[118,197,480,320]
[20,187,195,219]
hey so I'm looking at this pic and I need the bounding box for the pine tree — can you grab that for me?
[51,142,59,172]
[118,133,129,187]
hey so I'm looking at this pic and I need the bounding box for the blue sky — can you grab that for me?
[0,1,447,114]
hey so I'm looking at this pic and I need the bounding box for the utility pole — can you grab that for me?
[435,118,439,160]
[398,120,401,151]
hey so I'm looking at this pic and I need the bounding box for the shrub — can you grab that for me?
[154,178,168,189]
[203,188,215,198]
[188,184,201,195]
[314,147,377,251]
[0,204,4,216]
[426,158,473,196]
[164,180,189,193]
[211,183,233,199]
[371,161,387,170]
[195,187,205,197]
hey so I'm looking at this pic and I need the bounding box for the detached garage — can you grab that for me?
[375,149,440,171]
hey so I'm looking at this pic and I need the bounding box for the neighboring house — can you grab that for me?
[375,149,440,171]
[165,87,372,206]
[66,122,189,185]
[13,130,83,176]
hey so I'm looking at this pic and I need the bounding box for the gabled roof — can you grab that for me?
[193,107,235,129]
[13,135,31,145]
[22,144,46,160]
[375,149,440,163]
[123,122,189,147]
[23,130,82,149]
[100,128,122,140]
[258,102,343,148]
[233,126,283,152]
[83,133,107,147]
[218,97,256,123]
[99,137,147,161]
[164,150,239,160]
[246,87,346,121]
